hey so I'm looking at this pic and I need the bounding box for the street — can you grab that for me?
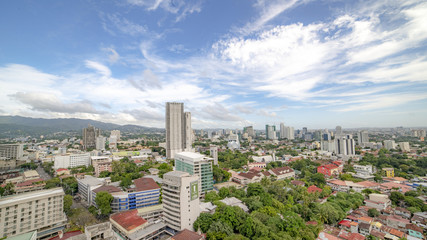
[36,165,52,180]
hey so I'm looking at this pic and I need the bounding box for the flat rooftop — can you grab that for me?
[0,188,64,206]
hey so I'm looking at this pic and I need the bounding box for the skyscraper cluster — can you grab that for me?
[165,102,193,159]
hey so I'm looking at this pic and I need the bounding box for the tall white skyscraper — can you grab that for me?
[280,123,285,139]
[335,134,355,155]
[166,102,193,159]
[335,126,343,136]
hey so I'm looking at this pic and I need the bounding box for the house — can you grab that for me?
[110,209,168,240]
[220,197,249,212]
[327,180,365,193]
[317,164,340,177]
[364,194,391,210]
[267,166,295,180]
[357,181,380,190]
[291,180,305,186]
[411,212,427,228]
[232,169,264,185]
[308,185,323,193]
[394,207,411,219]
[358,216,373,225]
[388,228,405,239]
[247,162,267,170]
[358,222,371,236]
[171,229,204,240]
[339,220,352,231]
[317,231,341,240]
[382,168,394,178]
[55,168,70,177]
[386,215,410,229]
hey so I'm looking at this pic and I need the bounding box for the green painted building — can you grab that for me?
[174,152,214,193]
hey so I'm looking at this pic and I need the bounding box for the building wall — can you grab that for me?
[0,144,24,159]
[0,188,66,239]
[166,103,184,159]
[162,171,200,232]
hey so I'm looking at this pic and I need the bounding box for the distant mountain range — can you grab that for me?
[0,116,164,138]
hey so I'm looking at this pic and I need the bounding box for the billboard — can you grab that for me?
[190,181,199,200]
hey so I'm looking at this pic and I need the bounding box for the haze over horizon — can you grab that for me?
[1,0,427,129]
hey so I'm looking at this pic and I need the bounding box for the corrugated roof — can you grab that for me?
[110,209,147,232]
[134,177,160,192]
[172,229,203,240]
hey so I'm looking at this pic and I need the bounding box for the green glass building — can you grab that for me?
[174,152,214,193]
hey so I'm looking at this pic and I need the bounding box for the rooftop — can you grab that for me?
[78,175,103,186]
[0,188,64,206]
[93,185,121,194]
[110,209,147,232]
[133,177,160,192]
[172,229,203,240]
[6,231,37,240]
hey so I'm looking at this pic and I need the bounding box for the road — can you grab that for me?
[36,165,52,180]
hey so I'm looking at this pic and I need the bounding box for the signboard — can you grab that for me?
[190,181,199,200]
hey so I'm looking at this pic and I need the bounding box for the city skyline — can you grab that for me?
[1,1,427,129]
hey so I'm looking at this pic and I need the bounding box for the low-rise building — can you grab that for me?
[54,153,91,169]
[317,164,340,177]
[267,166,295,180]
[91,156,112,177]
[77,175,104,206]
[171,229,204,240]
[364,194,391,210]
[382,168,394,178]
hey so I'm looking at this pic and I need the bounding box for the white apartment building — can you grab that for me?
[162,171,200,233]
[335,134,355,155]
[353,164,375,179]
[53,153,91,169]
[0,188,67,239]
[0,144,24,159]
[77,175,104,206]
[398,142,410,152]
[95,136,106,151]
[384,140,396,150]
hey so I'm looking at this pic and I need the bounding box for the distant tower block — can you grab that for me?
[210,145,218,165]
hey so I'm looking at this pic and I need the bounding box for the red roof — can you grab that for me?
[134,177,160,192]
[339,220,351,228]
[270,166,294,176]
[48,231,83,240]
[307,185,322,193]
[291,180,305,186]
[172,229,203,240]
[56,168,68,172]
[93,185,121,193]
[15,178,45,187]
[110,209,147,232]
[348,233,365,240]
[324,164,339,170]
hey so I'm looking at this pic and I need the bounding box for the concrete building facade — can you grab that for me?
[162,171,200,232]
[0,188,67,239]
[82,125,101,150]
[165,102,193,159]
[53,153,91,169]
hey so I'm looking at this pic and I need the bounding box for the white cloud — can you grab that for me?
[85,60,112,77]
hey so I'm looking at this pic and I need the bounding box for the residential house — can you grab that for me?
[317,164,340,177]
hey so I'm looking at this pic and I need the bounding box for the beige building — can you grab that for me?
[0,188,67,239]
[91,156,112,177]
[162,171,200,232]
[165,102,192,159]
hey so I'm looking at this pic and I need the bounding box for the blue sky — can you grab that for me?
[1,0,427,129]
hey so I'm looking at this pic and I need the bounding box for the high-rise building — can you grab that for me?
[384,140,395,150]
[335,134,355,155]
[357,131,369,146]
[335,126,343,136]
[243,126,255,137]
[398,142,410,152]
[265,125,276,140]
[95,136,106,151]
[0,188,67,239]
[110,130,121,141]
[162,171,200,232]
[210,146,218,166]
[82,125,101,150]
[174,152,213,193]
[279,123,285,139]
[165,102,193,159]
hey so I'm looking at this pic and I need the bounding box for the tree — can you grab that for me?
[45,178,61,189]
[390,191,404,205]
[64,195,73,215]
[207,220,233,240]
[120,176,132,189]
[95,191,114,216]
[310,173,326,187]
[3,183,15,196]
[194,213,214,233]
[205,191,221,202]
[368,208,379,217]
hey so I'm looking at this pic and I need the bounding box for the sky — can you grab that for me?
[0,0,427,130]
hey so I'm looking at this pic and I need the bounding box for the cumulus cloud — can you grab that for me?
[128,69,162,91]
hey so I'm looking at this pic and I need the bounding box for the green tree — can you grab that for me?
[64,195,73,215]
[194,213,214,233]
[120,176,132,189]
[207,220,233,240]
[45,178,61,189]
[390,191,404,205]
[310,173,326,187]
[2,183,15,196]
[95,191,114,216]
[368,208,379,217]
[205,191,221,202]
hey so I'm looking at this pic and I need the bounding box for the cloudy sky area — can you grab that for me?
[0,0,426,129]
